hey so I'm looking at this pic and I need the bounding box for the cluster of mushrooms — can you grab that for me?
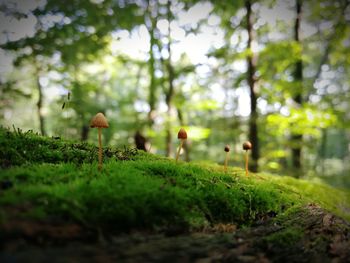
[174,127,253,175]
[90,112,252,175]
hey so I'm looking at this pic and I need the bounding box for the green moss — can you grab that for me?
[0,160,290,231]
[0,127,349,234]
[0,127,136,168]
[264,227,303,247]
[22,207,47,220]
[266,174,350,221]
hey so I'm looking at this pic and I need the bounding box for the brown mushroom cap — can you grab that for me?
[224,145,230,152]
[243,141,252,150]
[177,128,187,140]
[90,113,109,128]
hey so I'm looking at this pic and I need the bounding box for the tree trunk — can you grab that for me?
[147,2,157,126]
[320,129,327,176]
[245,0,259,172]
[35,65,46,136]
[165,0,175,157]
[134,130,147,151]
[81,124,89,141]
[291,0,303,170]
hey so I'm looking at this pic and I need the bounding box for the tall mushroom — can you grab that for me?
[176,128,187,163]
[224,145,230,172]
[90,113,109,171]
[242,141,252,176]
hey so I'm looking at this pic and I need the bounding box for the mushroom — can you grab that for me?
[90,113,109,171]
[176,128,187,163]
[242,141,252,176]
[224,145,230,172]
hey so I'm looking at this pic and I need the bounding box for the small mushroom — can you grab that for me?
[224,145,230,172]
[90,113,109,171]
[242,141,252,176]
[176,128,187,163]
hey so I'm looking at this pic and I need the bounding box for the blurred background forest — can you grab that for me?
[0,0,349,187]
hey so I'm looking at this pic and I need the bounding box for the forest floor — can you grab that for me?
[0,128,350,262]
[1,203,350,262]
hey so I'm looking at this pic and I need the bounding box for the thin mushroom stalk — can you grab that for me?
[224,152,229,172]
[224,145,230,172]
[176,139,184,162]
[90,113,109,171]
[242,141,252,176]
[176,128,187,163]
[98,128,102,171]
[245,150,249,176]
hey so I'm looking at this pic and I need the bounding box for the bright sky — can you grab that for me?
[110,2,223,64]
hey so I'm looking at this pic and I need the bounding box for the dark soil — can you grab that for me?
[1,204,349,263]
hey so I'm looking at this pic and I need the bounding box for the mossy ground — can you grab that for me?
[0,127,350,262]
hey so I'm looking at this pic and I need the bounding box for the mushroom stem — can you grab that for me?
[176,139,184,163]
[98,128,102,171]
[245,150,249,176]
[224,152,229,172]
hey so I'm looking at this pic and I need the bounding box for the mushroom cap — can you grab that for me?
[243,141,252,150]
[90,112,109,128]
[224,145,230,152]
[177,128,187,140]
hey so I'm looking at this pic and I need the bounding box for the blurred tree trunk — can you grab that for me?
[147,1,157,126]
[70,65,89,142]
[291,0,303,170]
[245,0,259,172]
[79,115,88,141]
[320,129,327,176]
[165,0,175,157]
[81,125,89,141]
[34,63,46,136]
[134,131,147,151]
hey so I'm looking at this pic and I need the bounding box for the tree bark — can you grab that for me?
[319,129,327,176]
[147,1,157,126]
[245,0,259,172]
[134,130,147,151]
[165,0,175,157]
[291,0,303,170]
[81,124,89,141]
[35,64,46,136]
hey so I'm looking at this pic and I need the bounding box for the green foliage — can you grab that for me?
[266,106,337,138]
[259,41,301,77]
[2,0,144,64]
